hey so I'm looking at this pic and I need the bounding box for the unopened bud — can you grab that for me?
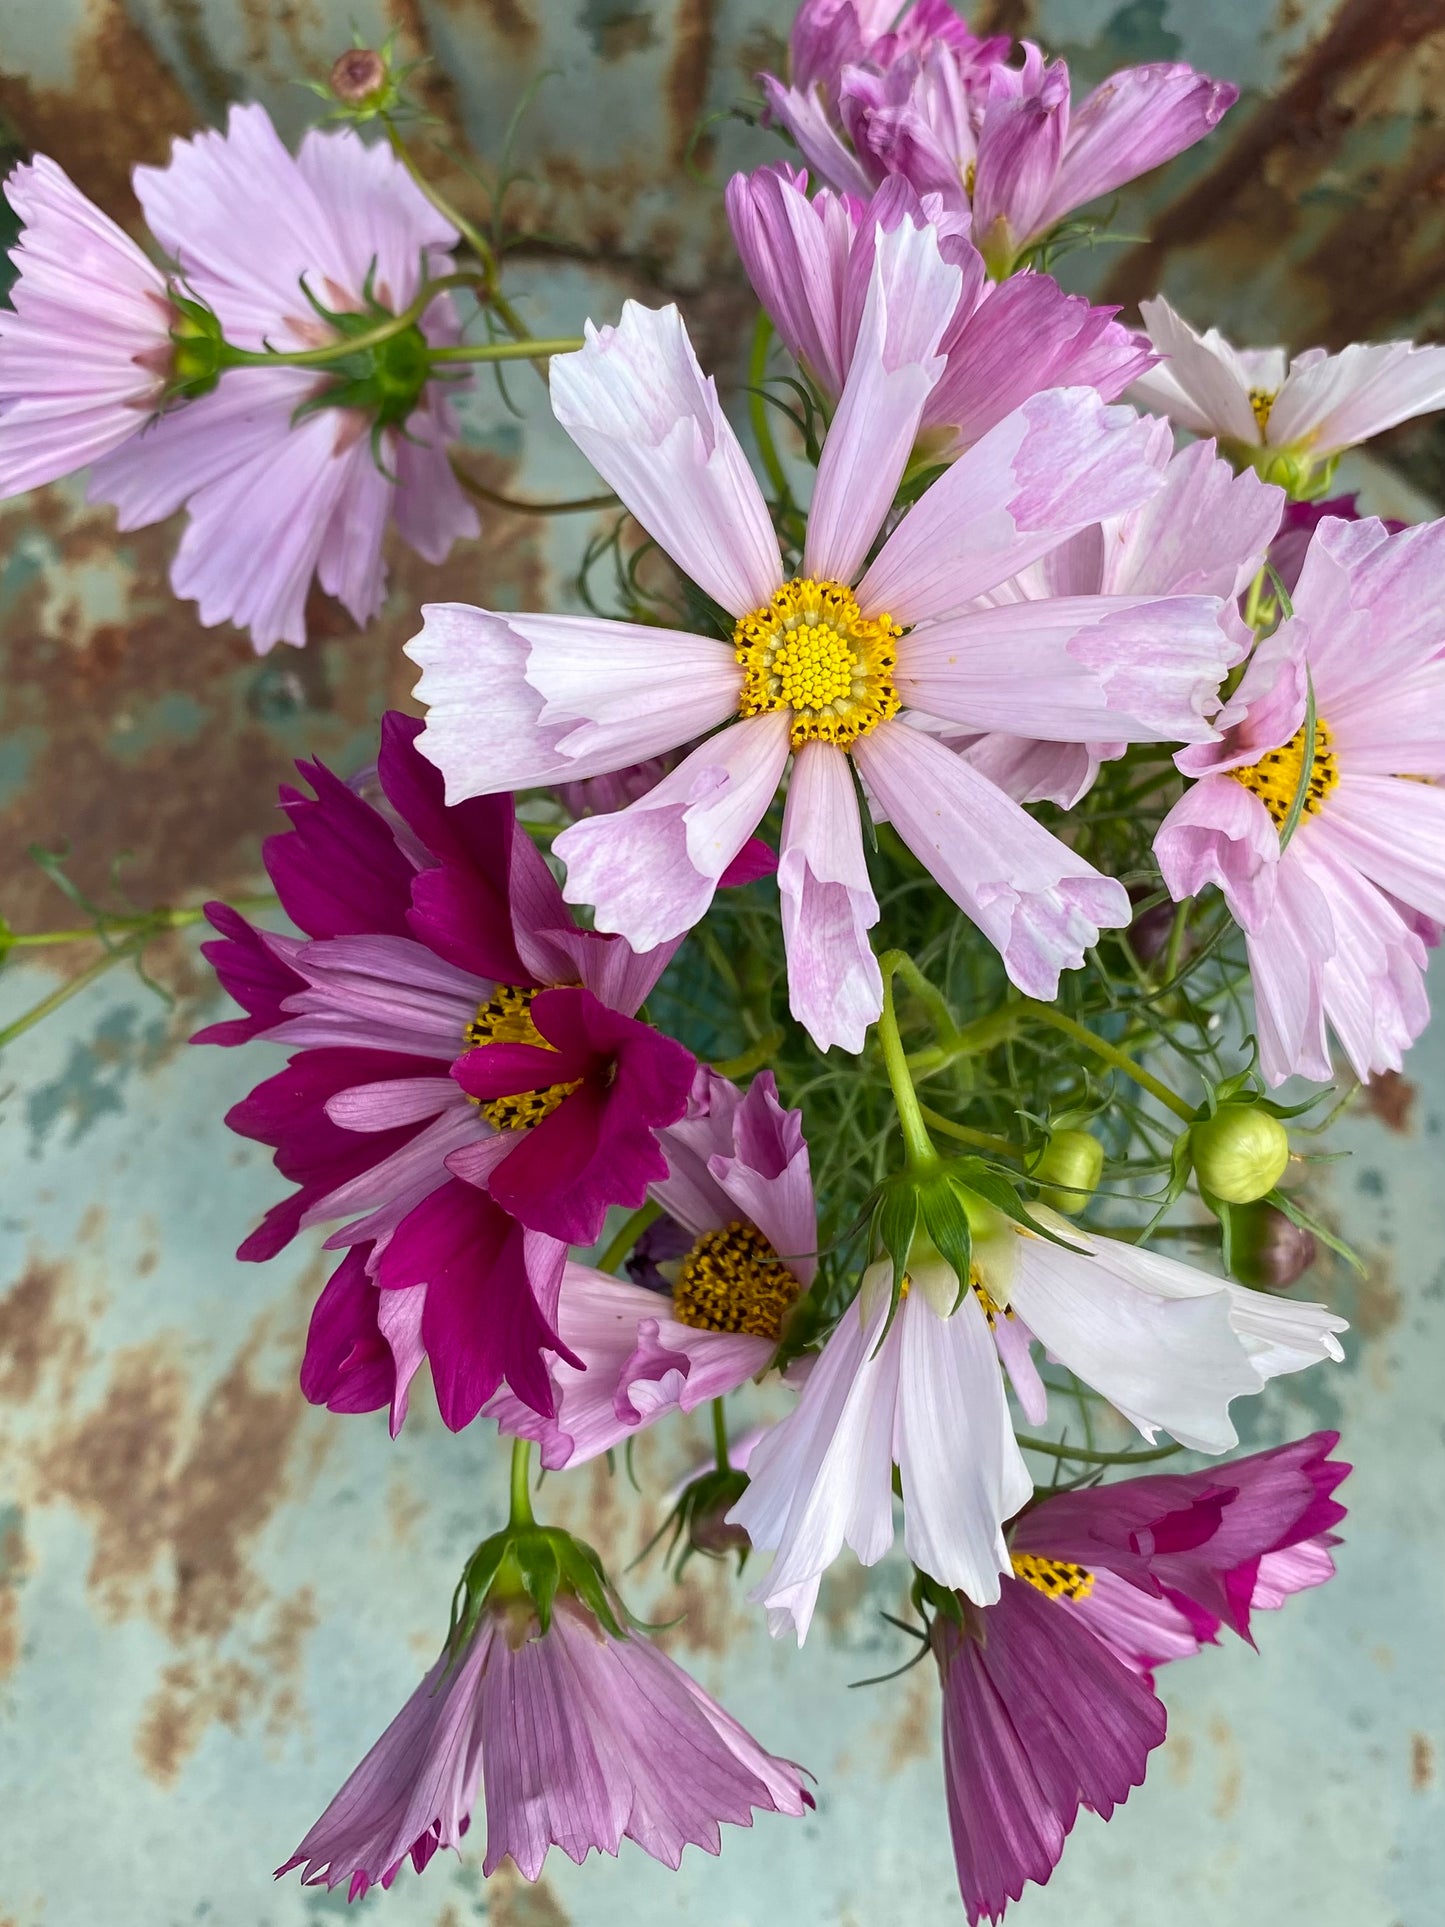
[1189,1103,1290,1204]
[1229,1201,1317,1290]
[689,1494,750,1558]
[1032,1130,1104,1214]
[330,47,388,104]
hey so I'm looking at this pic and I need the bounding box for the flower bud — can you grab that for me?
[1228,1201,1318,1291]
[330,47,388,105]
[1189,1103,1290,1204]
[1031,1130,1104,1214]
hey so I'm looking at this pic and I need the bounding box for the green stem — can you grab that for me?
[712,1398,730,1473]
[597,1199,662,1275]
[1015,1435,1184,1466]
[508,1437,535,1529]
[383,116,500,281]
[889,952,960,1051]
[448,458,616,517]
[426,338,581,364]
[0,945,138,1050]
[916,1107,1023,1161]
[220,273,479,370]
[747,312,791,503]
[1159,898,1192,986]
[1,893,278,951]
[712,1029,784,1081]
[906,1004,1021,1077]
[1016,1001,1196,1122]
[876,951,938,1169]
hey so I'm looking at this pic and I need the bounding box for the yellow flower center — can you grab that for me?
[1248,388,1275,437]
[734,577,902,749]
[1010,1553,1095,1602]
[462,984,581,1132]
[972,1271,1014,1327]
[670,1220,800,1340]
[1231,718,1339,830]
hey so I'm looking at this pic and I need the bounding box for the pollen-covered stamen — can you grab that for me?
[671,1220,800,1340]
[462,984,581,1132]
[1011,1553,1095,1602]
[1248,387,1275,437]
[971,1269,1014,1327]
[1231,718,1339,830]
[734,577,902,749]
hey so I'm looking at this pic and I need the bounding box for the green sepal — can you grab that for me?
[1264,1186,1366,1276]
[162,288,227,405]
[917,1173,974,1312]
[946,1157,1080,1250]
[874,1174,921,1310]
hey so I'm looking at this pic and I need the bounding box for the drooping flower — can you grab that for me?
[730,1206,1345,1640]
[487,1066,817,1466]
[196,710,695,1428]
[1132,296,1445,487]
[409,222,1243,1054]
[279,1590,812,1897]
[0,157,196,496]
[86,103,479,651]
[1155,515,1445,1084]
[726,166,1153,461]
[935,1431,1348,1923]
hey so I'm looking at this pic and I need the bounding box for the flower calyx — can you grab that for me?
[871,1157,1064,1323]
[160,289,227,406]
[1222,438,1341,503]
[645,1466,753,1578]
[288,266,441,455]
[449,1518,627,1657]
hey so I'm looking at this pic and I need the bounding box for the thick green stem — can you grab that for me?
[1016,1001,1195,1122]
[906,1005,1022,1077]
[712,1398,730,1473]
[220,273,480,370]
[426,338,582,364]
[876,951,938,1169]
[597,1199,662,1275]
[509,1437,536,1528]
[916,1106,1023,1161]
[712,1029,784,1081]
[747,312,792,504]
[1015,1434,1184,1466]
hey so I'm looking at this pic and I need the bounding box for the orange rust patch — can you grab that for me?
[0,1257,89,1407]
[485,1864,572,1926]
[666,0,717,169]
[1411,1732,1435,1791]
[0,1512,30,1680]
[1353,1255,1404,1342]
[1360,1070,1417,1133]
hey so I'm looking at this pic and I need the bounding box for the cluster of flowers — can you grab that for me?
[5,0,1445,1918]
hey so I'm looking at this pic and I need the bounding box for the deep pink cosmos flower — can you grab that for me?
[726,166,1153,461]
[196,711,696,1427]
[1155,516,1445,1084]
[279,1593,813,1896]
[487,1066,818,1466]
[936,1431,1348,1923]
[409,221,1244,1054]
[85,104,479,650]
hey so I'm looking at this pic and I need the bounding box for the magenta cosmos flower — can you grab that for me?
[726,166,1153,462]
[279,1593,813,1896]
[1155,515,1445,1084]
[196,711,696,1426]
[408,220,1242,1053]
[937,1431,1348,1923]
[731,1207,1345,1640]
[487,1066,817,1466]
[84,103,478,650]
[0,157,181,495]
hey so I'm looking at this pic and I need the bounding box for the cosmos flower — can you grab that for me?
[1155,515,1445,1083]
[730,1208,1345,1640]
[279,1592,812,1897]
[408,220,1242,1054]
[196,710,695,1428]
[86,103,479,650]
[936,1431,1348,1923]
[1132,295,1445,483]
[726,165,1153,460]
[487,1066,817,1466]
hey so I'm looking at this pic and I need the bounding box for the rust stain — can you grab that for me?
[1209,1714,1241,1821]
[485,1864,572,1927]
[650,1563,741,1657]
[817,1559,869,1639]
[0,1511,30,1680]
[1360,1070,1417,1134]
[884,1665,935,1772]
[471,0,541,52]
[1410,1731,1435,1791]
[1167,1729,1194,1785]
[665,0,718,170]
[386,0,470,146]
[1353,1254,1404,1341]
[974,0,1036,34]
[0,1257,88,1406]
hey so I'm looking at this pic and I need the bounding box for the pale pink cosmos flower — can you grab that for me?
[0,157,177,495]
[408,221,1242,1053]
[1156,515,1445,1085]
[87,103,478,651]
[1132,295,1445,472]
[487,1066,817,1466]
[279,1595,812,1897]
[730,1207,1345,1642]
[726,166,1154,462]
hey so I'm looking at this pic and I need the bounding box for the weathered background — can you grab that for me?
[1,2,1444,1922]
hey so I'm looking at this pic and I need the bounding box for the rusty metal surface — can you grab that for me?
[3,1,1445,1921]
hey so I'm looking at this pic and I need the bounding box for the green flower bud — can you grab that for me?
[1031,1129,1104,1214]
[1189,1103,1290,1204]
[1227,1201,1318,1291]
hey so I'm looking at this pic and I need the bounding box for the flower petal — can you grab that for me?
[778,742,883,1053]
[1134,296,1258,444]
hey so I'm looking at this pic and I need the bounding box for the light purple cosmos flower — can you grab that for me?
[730,1208,1345,1640]
[85,103,479,650]
[937,1431,1348,1923]
[1156,516,1445,1085]
[726,165,1153,461]
[1133,295,1445,476]
[196,711,695,1428]
[0,157,180,495]
[279,1594,813,1896]
[487,1066,817,1467]
[408,221,1242,1053]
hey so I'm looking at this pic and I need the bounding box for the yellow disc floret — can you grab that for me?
[671,1220,800,1340]
[1231,718,1339,830]
[734,577,902,749]
[1010,1553,1095,1602]
[462,984,581,1132]
[1248,388,1275,438]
